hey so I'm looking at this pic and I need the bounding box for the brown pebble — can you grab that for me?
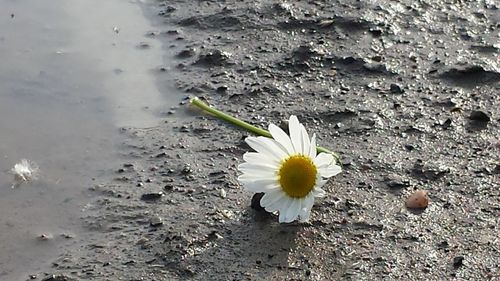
[406,190,429,209]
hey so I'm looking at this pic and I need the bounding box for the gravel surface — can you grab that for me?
[37,1,499,280]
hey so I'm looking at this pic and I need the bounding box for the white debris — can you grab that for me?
[11,159,39,186]
[219,188,227,198]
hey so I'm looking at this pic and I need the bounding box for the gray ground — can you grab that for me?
[38,1,499,280]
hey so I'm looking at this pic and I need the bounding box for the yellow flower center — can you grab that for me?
[278,155,317,198]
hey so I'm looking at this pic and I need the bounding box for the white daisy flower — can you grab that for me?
[11,159,39,184]
[238,115,341,223]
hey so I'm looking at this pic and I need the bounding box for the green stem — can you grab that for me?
[190,97,272,138]
[190,97,341,163]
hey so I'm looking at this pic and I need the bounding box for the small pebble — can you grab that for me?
[453,256,464,268]
[136,237,149,245]
[220,209,234,219]
[405,190,429,209]
[150,216,163,227]
[38,233,53,241]
[207,231,223,240]
[216,85,228,93]
[219,188,227,198]
[390,83,403,94]
[182,164,193,174]
[140,192,164,201]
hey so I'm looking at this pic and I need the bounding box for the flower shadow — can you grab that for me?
[176,208,301,279]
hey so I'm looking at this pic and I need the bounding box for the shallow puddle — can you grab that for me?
[0,0,174,278]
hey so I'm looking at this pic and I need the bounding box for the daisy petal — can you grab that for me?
[309,133,317,159]
[243,152,279,169]
[298,194,315,221]
[241,180,279,193]
[246,137,287,161]
[315,177,328,189]
[265,194,289,213]
[238,163,276,178]
[299,123,311,155]
[244,184,279,193]
[313,187,326,198]
[257,134,288,156]
[319,165,342,178]
[314,153,334,168]
[283,199,300,223]
[260,189,284,208]
[268,124,294,155]
[238,175,276,183]
[288,115,302,154]
[278,198,295,223]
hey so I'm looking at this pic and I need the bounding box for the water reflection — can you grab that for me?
[0,0,169,278]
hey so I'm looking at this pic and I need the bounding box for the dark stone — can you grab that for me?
[404,144,415,151]
[158,6,176,16]
[384,174,411,190]
[216,85,228,93]
[453,256,464,268]
[250,193,266,212]
[437,240,449,249]
[140,192,164,201]
[493,164,500,175]
[386,179,410,189]
[155,152,167,158]
[363,62,393,74]
[368,28,383,37]
[207,230,222,240]
[165,6,176,13]
[165,30,180,35]
[441,118,453,130]
[177,48,196,58]
[469,111,490,122]
[341,56,357,64]
[390,83,403,93]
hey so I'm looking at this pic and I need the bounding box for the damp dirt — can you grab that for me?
[2,0,499,280]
